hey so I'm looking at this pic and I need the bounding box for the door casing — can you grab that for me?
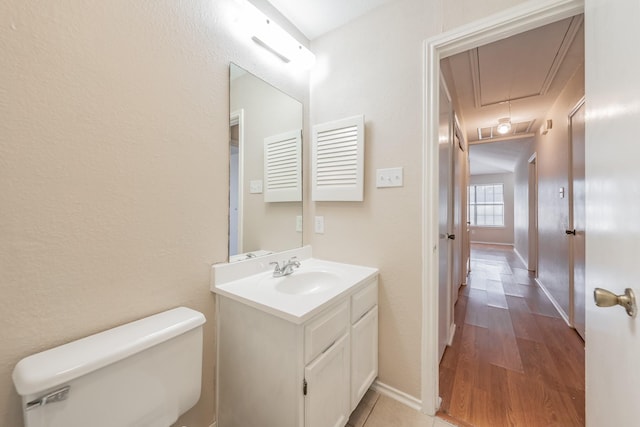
[421,0,585,415]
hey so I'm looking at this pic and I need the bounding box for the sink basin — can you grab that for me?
[268,271,342,295]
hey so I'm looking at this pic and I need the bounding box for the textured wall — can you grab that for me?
[442,0,529,30]
[308,0,437,399]
[308,0,545,401]
[0,1,308,426]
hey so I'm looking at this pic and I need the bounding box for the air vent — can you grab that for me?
[312,115,365,202]
[264,129,302,202]
[477,119,535,141]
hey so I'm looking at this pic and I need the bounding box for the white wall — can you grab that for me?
[513,64,584,317]
[0,1,309,426]
[308,0,435,398]
[0,0,540,423]
[469,173,515,245]
[513,147,533,263]
[308,0,529,400]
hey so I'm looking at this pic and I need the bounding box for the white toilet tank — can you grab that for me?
[12,307,206,427]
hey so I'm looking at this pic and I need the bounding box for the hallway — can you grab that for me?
[438,244,585,426]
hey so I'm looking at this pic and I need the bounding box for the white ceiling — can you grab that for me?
[266,0,394,40]
[442,15,584,175]
[262,1,584,176]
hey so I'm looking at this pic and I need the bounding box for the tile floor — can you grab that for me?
[347,390,456,427]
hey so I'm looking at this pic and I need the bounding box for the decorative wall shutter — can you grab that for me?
[311,115,365,201]
[263,129,302,202]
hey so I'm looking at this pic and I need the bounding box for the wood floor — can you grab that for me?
[438,244,585,427]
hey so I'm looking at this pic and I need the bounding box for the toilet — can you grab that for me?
[12,307,206,427]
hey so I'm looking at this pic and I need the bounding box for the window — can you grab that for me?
[468,183,504,226]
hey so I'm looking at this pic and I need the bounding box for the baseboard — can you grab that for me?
[447,323,456,346]
[513,247,528,269]
[534,278,571,326]
[371,380,422,411]
[470,241,514,246]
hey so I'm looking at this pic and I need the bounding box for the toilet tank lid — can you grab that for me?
[12,307,206,396]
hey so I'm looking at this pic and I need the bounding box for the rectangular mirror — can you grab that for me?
[229,63,303,262]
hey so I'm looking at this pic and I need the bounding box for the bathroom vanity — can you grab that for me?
[211,247,378,427]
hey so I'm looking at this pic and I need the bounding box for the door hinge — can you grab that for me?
[303,379,308,396]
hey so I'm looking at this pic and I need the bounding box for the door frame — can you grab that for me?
[528,153,539,274]
[568,96,586,337]
[230,109,245,256]
[420,0,585,414]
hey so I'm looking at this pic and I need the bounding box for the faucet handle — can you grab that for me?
[289,256,300,267]
[269,261,282,272]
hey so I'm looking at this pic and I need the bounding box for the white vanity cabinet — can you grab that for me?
[216,276,378,427]
[350,282,379,409]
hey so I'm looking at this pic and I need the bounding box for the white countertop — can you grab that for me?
[211,257,378,324]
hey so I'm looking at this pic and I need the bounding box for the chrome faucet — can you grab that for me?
[270,257,301,277]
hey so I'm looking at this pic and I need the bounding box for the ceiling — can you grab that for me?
[442,15,584,175]
[266,0,395,40]
[262,1,584,176]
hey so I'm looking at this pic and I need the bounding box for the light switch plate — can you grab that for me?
[314,216,324,234]
[250,180,263,194]
[376,167,403,188]
[296,216,303,233]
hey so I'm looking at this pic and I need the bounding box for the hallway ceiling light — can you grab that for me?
[496,117,512,135]
[496,100,513,135]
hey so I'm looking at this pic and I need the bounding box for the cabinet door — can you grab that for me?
[350,306,378,410]
[304,333,350,427]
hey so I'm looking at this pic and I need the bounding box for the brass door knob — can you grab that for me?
[594,287,637,317]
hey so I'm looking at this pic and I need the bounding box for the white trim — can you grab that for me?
[470,241,513,246]
[513,247,529,270]
[447,323,457,347]
[535,278,571,327]
[567,96,586,335]
[371,380,422,411]
[230,109,245,256]
[527,152,539,273]
[422,0,584,416]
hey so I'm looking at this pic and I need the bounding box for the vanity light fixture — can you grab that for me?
[239,0,315,69]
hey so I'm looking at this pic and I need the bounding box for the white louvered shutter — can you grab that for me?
[263,129,302,202]
[312,115,365,201]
